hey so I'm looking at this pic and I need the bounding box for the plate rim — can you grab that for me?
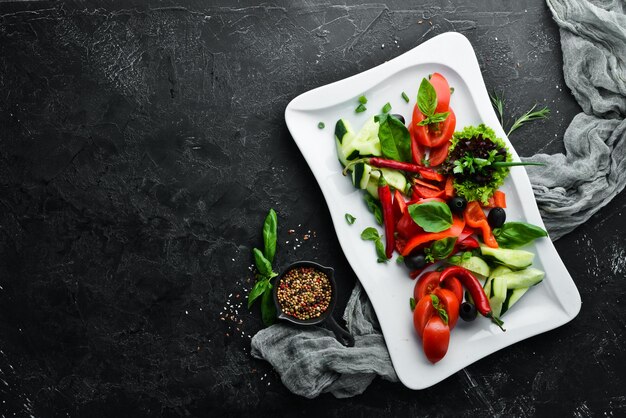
[284,31,581,390]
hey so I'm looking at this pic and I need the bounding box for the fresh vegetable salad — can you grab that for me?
[336,73,548,364]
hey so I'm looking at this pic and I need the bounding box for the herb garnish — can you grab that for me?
[361,227,388,263]
[382,102,392,113]
[416,78,450,126]
[490,91,550,135]
[359,95,368,104]
[248,209,279,326]
[407,201,453,233]
[318,122,325,129]
[409,297,416,310]
[375,113,411,162]
[401,92,410,103]
[364,194,383,226]
[424,237,457,263]
[355,103,367,113]
[345,213,356,225]
[493,222,548,248]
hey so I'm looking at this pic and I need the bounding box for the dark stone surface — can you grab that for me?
[0,0,624,416]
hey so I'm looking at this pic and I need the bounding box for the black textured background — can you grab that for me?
[0,1,624,416]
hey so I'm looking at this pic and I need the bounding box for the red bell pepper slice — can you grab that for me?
[396,210,423,240]
[444,176,455,199]
[464,201,498,248]
[400,215,466,257]
[392,189,407,222]
[412,184,445,200]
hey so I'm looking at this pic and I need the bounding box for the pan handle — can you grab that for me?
[325,315,355,347]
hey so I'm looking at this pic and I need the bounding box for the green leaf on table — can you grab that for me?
[375,238,388,262]
[261,284,276,326]
[360,227,380,241]
[345,213,356,225]
[375,113,411,162]
[364,194,383,226]
[408,201,453,233]
[253,248,274,277]
[262,209,278,264]
[417,78,437,116]
[493,222,548,248]
[248,279,269,309]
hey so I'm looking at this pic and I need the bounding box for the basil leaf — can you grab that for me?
[261,285,276,326]
[429,237,457,260]
[417,78,437,116]
[262,209,278,264]
[364,194,383,226]
[361,227,380,241]
[375,113,412,162]
[248,279,268,309]
[375,238,388,261]
[408,201,453,233]
[253,248,273,277]
[417,111,450,126]
[494,222,548,248]
[345,213,356,225]
[396,255,404,264]
[410,297,416,311]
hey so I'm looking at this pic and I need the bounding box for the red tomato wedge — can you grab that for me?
[430,72,451,114]
[412,107,456,148]
[422,315,450,363]
[440,276,463,304]
[433,287,460,329]
[414,271,441,301]
[413,295,436,339]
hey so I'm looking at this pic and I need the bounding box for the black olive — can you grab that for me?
[391,114,405,125]
[404,251,426,271]
[448,196,467,214]
[460,302,477,321]
[488,207,506,228]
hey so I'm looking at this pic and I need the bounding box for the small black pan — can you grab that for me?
[273,261,355,347]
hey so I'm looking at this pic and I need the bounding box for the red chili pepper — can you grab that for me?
[438,266,505,331]
[369,158,444,181]
[377,172,395,259]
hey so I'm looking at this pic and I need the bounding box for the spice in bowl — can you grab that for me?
[277,267,332,320]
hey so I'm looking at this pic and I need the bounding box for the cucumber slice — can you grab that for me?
[369,168,408,194]
[484,265,512,298]
[338,117,382,166]
[450,256,490,278]
[490,276,508,318]
[335,119,355,166]
[480,245,535,270]
[501,287,530,316]
[352,163,372,189]
[497,268,545,289]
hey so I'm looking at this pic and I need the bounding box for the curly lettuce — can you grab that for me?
[444,124,512,204]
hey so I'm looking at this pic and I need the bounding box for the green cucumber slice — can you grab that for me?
[490,276,508,318]
[480,245,535,270]
[497,268,545,289]
[450,256,491,278]
[352,163,372,189]
[501,287,530,316]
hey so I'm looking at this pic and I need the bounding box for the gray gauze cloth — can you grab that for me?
[251,0,626,398]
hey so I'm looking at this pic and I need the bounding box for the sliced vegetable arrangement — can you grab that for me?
[335,73,549,363]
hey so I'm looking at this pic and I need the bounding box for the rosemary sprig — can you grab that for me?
[490,91,505,127]
[507,104,550,136]
[490,91,550,136]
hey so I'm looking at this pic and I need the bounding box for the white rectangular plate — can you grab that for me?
[284,32,581,390]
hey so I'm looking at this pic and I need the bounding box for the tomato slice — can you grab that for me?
[410,124,428,165]
[412,107,457,148]
[440,276,463,304]
[430,73,451,114]
[414,271,441,301]
[429,141,451,167]
[413,295,435,339]
[433,287,460,329]
[422,314,450,363]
